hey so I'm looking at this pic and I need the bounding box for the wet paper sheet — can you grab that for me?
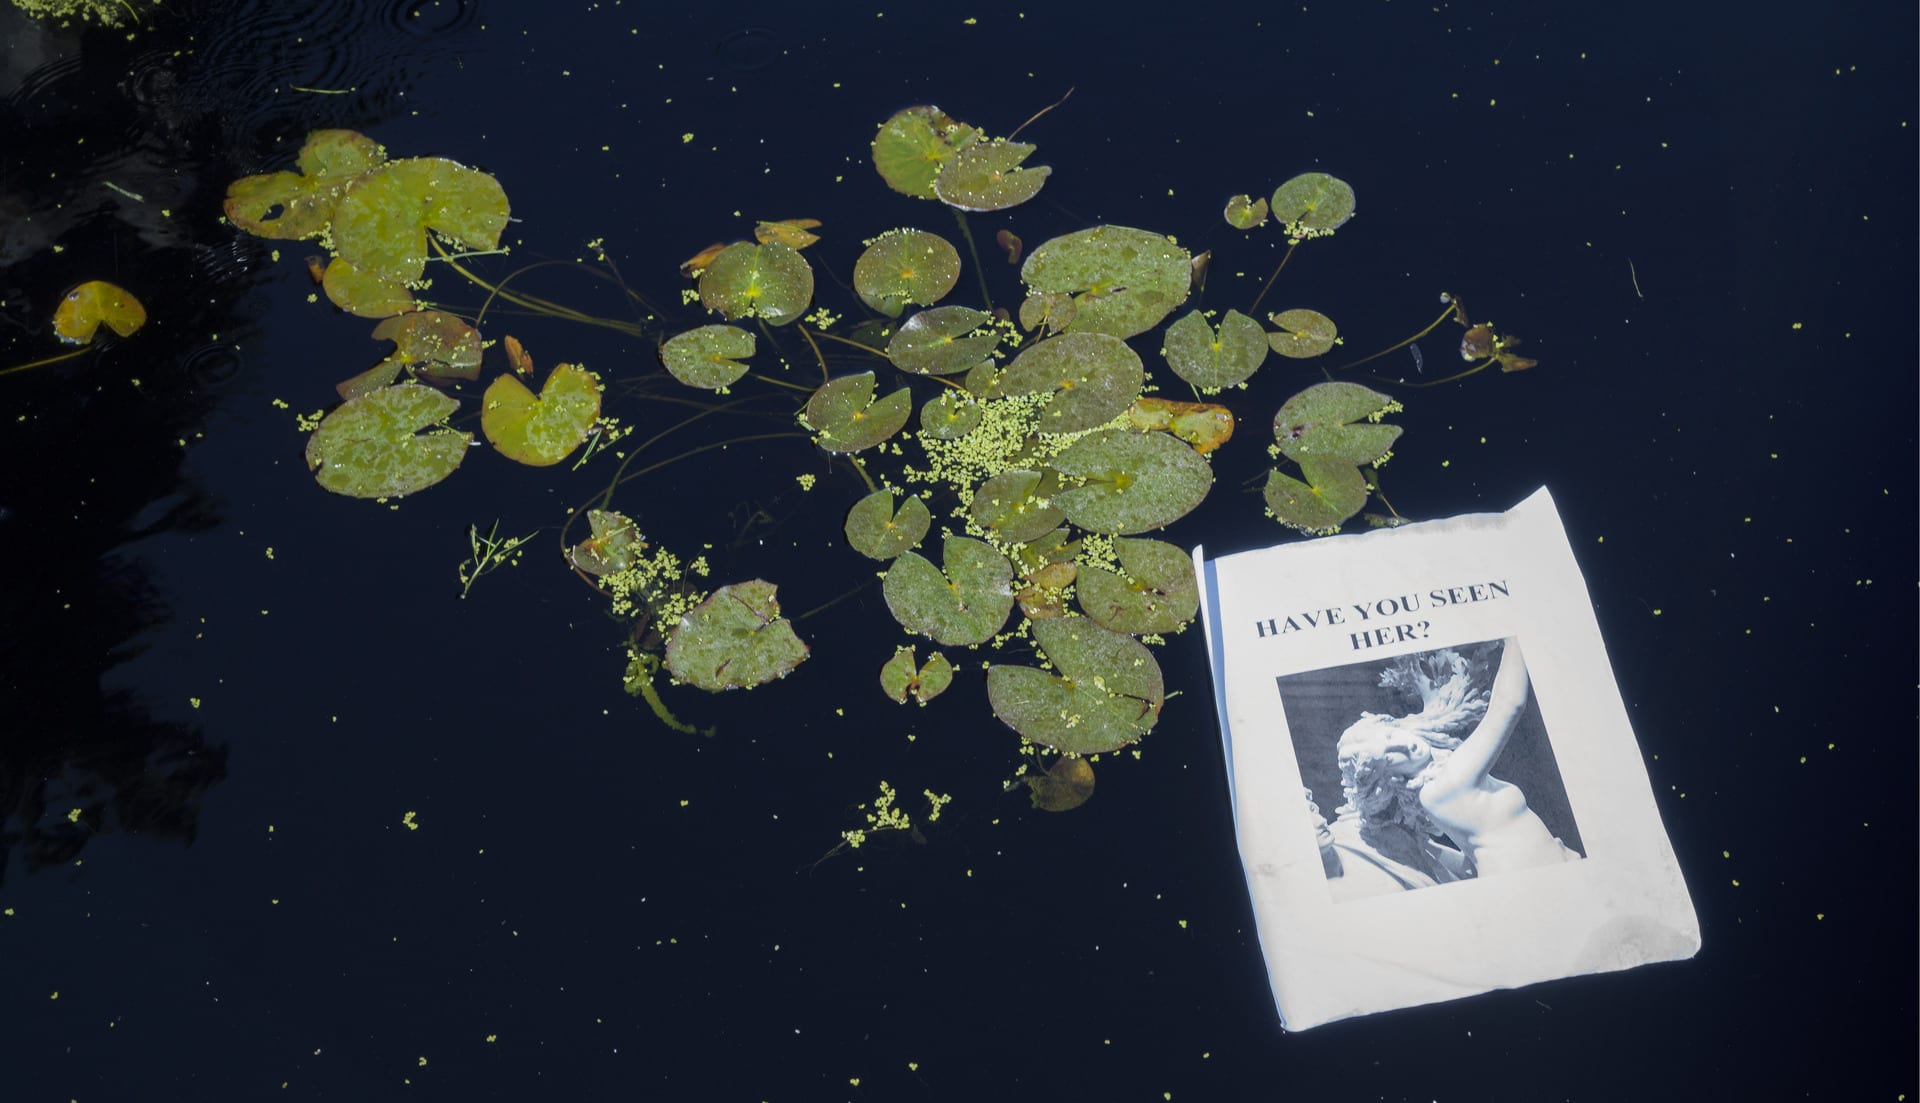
[1195,487,1698,1031]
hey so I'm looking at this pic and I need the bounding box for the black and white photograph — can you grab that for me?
[1277,639,1583,902]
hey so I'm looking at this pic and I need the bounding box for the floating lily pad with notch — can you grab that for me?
[853,230,961,317]
[871,105,981,199]
[1272,381,1402,465]
[999,331,1144,434]
[882,535,1015,647]
[1267,308,1339,359]
[986,617,1164,755]
[321,256,415,318]
[52,281,145,345]
[1049,429,1212,534]
[1223,194,1269,230]
[1270,172,1356,239]
[919,390,983,439]
[1125,397,1234,455]
[1264,456,1370,533]
[664,580,809,691]
[1021,225,1191,340]
[304,382,471,499]
[661,324,755,390]
[331,156,510,288]
[969,469,1067,544]
[933,138,1051,211]
[845,489,932,560]
[1018,290,1075,336]
[570,509,643,576]
[1024,756,1095,812]
[801,372,912,453]
[697,241,814,326]
[1161,308,1267,390]
[879,646,953,705]
[223,128,386,240]
[887,306,999,376]
[1075,536,1199,635]
[482,363,603,467]
[364,309,482,391]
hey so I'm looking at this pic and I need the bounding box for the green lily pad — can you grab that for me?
[845,489,932,560]
[304,382,471,499]
[223,128,386,240]
[999,332,1144,434]
[969,469,1067,544]
[1075,537,1199,635]
[1017,290,1075,336]
[661,324,755,390]
[1264,456,1369,533]
[1161,309,1268,390]
[369,309,482,383]
[882,535,1015,647]
[801,372,912,453]
[1024,756,1096,812]
[664,579,809,691]
[871,105,982,199]
[888,306,999,376]
[1223,194,1269,230]
[1267,308,1339,359]
[332,156,511,287]
[569,509,643,576]
[1021,225,1191,340]
[986,617,1164,755]
[321,256,415,319]
[879,646,953,705]
[697,241,814,326]
[1049,429,1212,534]
[963,360,1003,397]
[919,390,983,439]
[1272,381,1403,465]
[853,230,961,317]
[1270,172,1356,239]
[933,138,1051,211]
[482,363,603,467]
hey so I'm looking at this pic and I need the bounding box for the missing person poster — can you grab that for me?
[1194,487,1699,1031]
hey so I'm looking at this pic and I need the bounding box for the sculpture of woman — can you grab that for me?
[1333,640,1579,888]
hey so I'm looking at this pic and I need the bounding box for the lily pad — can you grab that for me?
[304,382,471,499]
[1017,290,1075,336]
[933,138,1051,212]
[52,280,145,345]
[1075,536,1200,635]
[986,617,1164,755]
[871,105,981,199]
[697,240,814,326]
[1270,172,1356,239]
[370,309,482,381]
[661,324,755,390]
[1223,194,1269,230]
[1272,381,1403,465]
[1267,308,1339,359]
[969,469,1067,544]
[1024,755,1096,812]
[882,535,1015,647]
[321,256,415,318]
[1125,397,1235,455]
[332,156,511,287]
[1264,456,1369,533]
[482,363,603,467]
[1021,225,1191,339]
[664,580,809,691]
[999,331,1144,434]
[879,646,954,705]
[845,490,932,560]
[919,390,983,439]
[887,306,999,376]
[570,509,643,576]
[801,372,912,453]
[1161,308,1267,390]
[1049,429,1212,535]
[223,128,386,240]
[853,230,961,317]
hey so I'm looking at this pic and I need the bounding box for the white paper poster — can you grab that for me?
[1195,487,1699,1031]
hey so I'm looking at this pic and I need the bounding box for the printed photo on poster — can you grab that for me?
[1278,638,1585,902]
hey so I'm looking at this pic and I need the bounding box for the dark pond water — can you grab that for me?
[1,1,1913,1099]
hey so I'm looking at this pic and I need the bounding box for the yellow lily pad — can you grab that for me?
[481,363,603,467]
[52,281,145,345]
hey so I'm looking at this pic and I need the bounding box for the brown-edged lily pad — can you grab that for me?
[879,646,954,705]
[664,580,809,691]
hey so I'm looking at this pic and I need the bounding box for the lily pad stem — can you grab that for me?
[1328,301,1461,373]
[1246,238,1300,316]
[950,208,994,313]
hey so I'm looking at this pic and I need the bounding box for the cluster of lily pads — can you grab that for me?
[223,103,1536,817]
